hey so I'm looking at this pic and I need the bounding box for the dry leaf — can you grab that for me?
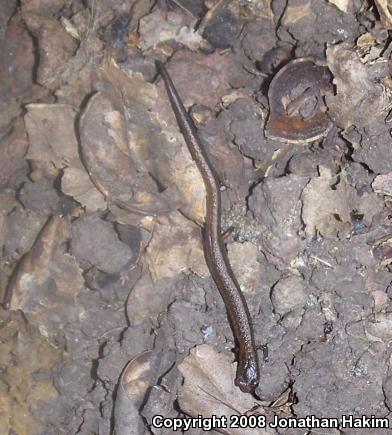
[281,1,312,25]
[21,13,78,89]
[374,0,392,29]
[114,351,162,435]
[25,104,81,171]
[178,345,270,435]
[372,173,392,196]
[365,313,392,342]
[126,268,176,326]
[227,242,262,294]
[61,166,106,211]
[0,118,28,187]
[250,175,308,265]
[326,43,389,128]
[80,61,177,216]
[168,139,206,224]
[301,166,352,238]
[139,10,206,51]
[302,166,382,238]
[327,0,350,13]
[5,215,84,313]
[79,92,137,201]
[70,214,134,274]
[145,212,206,281]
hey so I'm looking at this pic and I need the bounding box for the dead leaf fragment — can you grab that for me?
[126,268,175,326]
[145,212,206,281]
[171,144,206,224]
[5,215,84,314]
[139,10,206,51]
[0,14,41,130]
[302,166,353,238]
[271,275,307,314]
[372,173,392,196]
[365,313,392,342]
[80,61,177,216]
[0,193,19,261]
[22,13,79,89]
[302,166,382,238]
[327,0,350,13]
[114,351,162,435]
[281,1,312,25]
[79,92,137,202]
[25,104,81,171]
[70,214,134,274]
[326,43,389,128]
[374,0,392,29]
[371,234,392,266]
[61,167,106,211]
[227,242,262,294]
[114,347,177,435]
[178,345,269,435]
[0,311,64,435]
[0,118,29,187]
[250,174,308,265]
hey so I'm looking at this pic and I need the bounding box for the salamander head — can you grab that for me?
[235,357,259,394]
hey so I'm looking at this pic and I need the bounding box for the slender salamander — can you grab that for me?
[156,60,259,394]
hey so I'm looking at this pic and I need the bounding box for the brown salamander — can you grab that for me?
[156,60,259,394]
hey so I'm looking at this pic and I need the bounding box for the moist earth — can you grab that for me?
[1,0,392,434]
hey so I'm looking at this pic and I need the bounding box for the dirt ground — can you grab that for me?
[1,0,392,434]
